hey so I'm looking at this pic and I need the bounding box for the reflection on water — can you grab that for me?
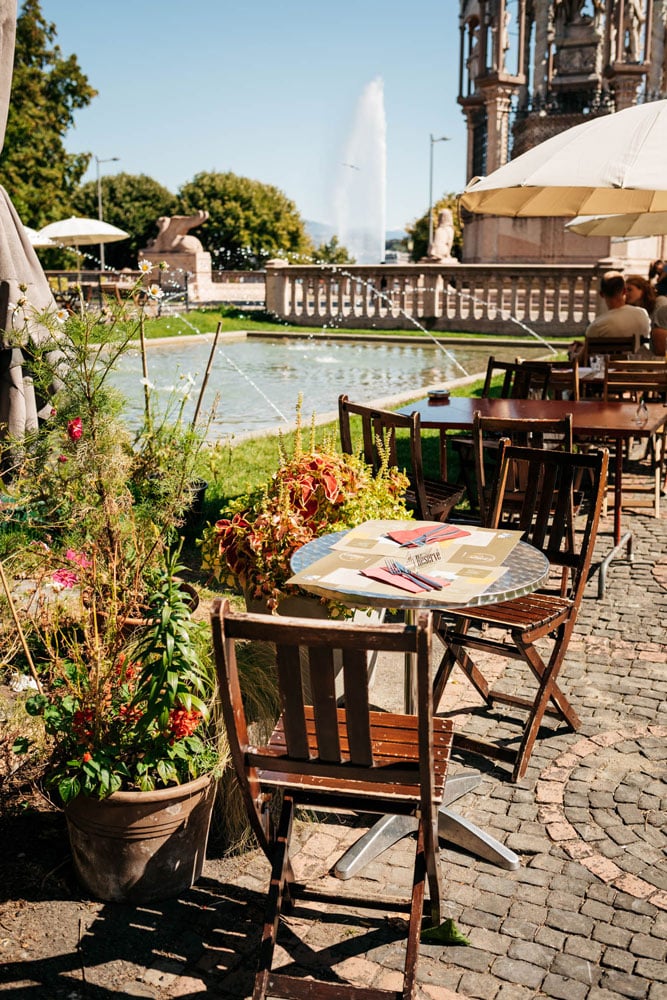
[111,336,546,437]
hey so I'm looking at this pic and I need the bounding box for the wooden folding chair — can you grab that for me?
[434,443,608,783]
[602,358,667,516]
[452,356,552,511]
[471,412,574,526]
[211,601,452,1000]
[518,359,580,401]
[581,336,635,365]
[478,356,550,399]
[339,393,465,521]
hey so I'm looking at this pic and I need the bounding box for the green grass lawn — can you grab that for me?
[145,306,577,345]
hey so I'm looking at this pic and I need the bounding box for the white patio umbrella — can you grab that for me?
[23,225,54,248]
[565,211,667,239]
[38,217,128,261]
[460,99,667,218]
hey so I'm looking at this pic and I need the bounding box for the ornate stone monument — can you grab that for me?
[422,209,458,263]
[139,210,215,300]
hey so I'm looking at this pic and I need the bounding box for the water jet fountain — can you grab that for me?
[333,78,386,265]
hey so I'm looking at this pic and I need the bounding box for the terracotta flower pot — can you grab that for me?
[64,773,216,902]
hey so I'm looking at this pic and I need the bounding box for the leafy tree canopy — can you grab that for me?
[0,0,96,228]
[311,235,355,265]
[177,171,313,270]
[72,173,178,270]
[406,193,463,262]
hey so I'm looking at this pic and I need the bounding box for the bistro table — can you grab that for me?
[398,395,667,595]
[290,519,550,877]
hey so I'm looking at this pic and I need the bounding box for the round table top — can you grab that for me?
[291,528,550,611]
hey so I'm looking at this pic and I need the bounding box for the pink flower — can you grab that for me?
[58,455,67,464]
[52,568,78,588]
[67,418,83,442]
[65,549,91,569]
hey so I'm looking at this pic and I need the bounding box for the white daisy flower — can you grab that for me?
[147,284,164,300]
[138,259,153,274]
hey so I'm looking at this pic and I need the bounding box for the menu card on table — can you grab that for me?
[287,519,524,605]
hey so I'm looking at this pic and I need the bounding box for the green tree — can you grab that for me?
[0,0,96,228]
[311,235,355,265]
[406,193,463,262]
[72,173,177,270]
[177,171,313,270]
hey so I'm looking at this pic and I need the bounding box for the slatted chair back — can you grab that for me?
[489,442,606,604]
[603,357,667,401]
[519,359,580,400]
[472,413,574,526]
[582,336,635,365]
[481,356,551,399]
[211,599,451,1000]
[433,445,608,782]
[339,394,464,520]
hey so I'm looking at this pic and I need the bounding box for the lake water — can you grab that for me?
[111,335,548,438]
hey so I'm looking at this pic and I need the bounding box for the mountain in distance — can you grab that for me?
[305,221,407,247]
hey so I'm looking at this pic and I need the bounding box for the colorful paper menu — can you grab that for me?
[287,519,524,605]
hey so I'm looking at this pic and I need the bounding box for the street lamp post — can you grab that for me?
[428,134,450,253]
[96,155,120,271]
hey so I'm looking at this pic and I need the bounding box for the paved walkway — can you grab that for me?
[2,491,666,999]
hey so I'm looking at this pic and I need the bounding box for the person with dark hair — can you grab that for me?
[625,274,656,318]
[584,270,649,352]
[651,273,667,354]
[648,259,663,285]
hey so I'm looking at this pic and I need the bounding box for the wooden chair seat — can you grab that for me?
[435,444,608,783]
[212,602,452,1000]
[257,706,451,806]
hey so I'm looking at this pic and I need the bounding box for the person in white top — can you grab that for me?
[585,271,650,353]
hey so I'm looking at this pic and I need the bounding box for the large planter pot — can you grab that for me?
[64,773,216,903]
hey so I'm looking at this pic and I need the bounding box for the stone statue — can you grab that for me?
[424,209,457,263]
[145,210,209,255]
[623,0,645,61]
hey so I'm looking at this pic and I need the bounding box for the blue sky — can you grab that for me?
[38,1,466,232]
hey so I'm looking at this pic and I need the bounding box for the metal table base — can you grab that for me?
[333,770,520,879]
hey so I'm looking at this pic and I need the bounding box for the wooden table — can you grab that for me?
[398,396,667,593]
[291,521,550,876]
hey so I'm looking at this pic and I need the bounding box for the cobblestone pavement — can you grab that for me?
[2,497,666,999]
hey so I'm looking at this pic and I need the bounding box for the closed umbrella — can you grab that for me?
[0,0,61,463]
[460,100,667,218]
[565,211,667,239]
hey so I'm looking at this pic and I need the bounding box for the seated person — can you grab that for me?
[652,275,667,355]
[585,271,650,354]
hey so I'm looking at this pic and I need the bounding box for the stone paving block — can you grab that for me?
[459,907,503,931]
[546,907,595,936]
[635,957,667,982]
[540,973,590,999]
[600,969,651,998]
[458,970,502,998]
[506,938,556,968]
[602,945,636,973]
[499,917,539,942]
[490,955,546,990]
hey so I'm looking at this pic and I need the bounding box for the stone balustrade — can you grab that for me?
[265,262,607,337]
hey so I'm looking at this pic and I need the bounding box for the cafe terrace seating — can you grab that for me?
[338,394,465,521]
[453,356,553,513]
[211,600,452,1000]
[434,443,608,783]
[602,357,667,517]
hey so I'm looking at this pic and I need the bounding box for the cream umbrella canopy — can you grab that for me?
[460,100,667,218]
[23,225,55,248]
[37,217,129,272]
[564,211,667,239]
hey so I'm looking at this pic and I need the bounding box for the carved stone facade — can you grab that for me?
[459,0,667,267]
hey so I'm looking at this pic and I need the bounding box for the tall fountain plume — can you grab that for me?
[333,77,387,265]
